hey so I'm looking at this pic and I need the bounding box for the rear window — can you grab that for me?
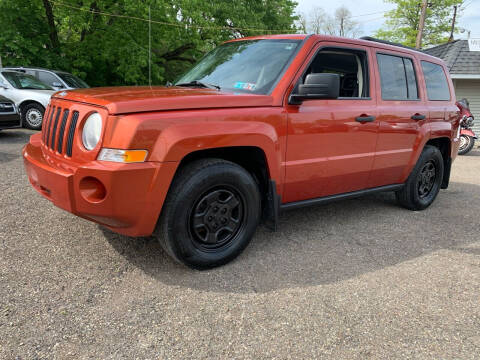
[421,61,450,101]
[377,54,419,100]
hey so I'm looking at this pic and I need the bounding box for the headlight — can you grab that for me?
[82,112,102,150]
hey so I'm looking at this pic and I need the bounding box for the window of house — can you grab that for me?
[377,53,419,100]
[421,61,450,101]
[302,48,369,98]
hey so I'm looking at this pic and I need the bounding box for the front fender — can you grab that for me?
[152,119,285,186]
[461,129,478,139]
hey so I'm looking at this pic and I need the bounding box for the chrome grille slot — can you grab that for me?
[50,107,62,150]
[66,111,79,157]
[45,106,56,146]
[57,109,70,153]
[42,105,51,143]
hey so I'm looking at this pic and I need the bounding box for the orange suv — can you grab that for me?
[23,35,461,269]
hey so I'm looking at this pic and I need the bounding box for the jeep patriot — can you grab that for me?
[23,35,461,269]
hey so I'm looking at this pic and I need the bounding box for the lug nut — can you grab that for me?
[221,218,227,224]
[208,216,213,221]
[213,223,218,229]
[213,207,219,212]
[221,208,227,214]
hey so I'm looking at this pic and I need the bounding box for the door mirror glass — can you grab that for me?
[290,73,340,104]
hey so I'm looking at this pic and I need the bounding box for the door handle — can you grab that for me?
[411,114,426,121]
[355,115,375,123]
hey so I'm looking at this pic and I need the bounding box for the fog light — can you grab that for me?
[79,177,106,203]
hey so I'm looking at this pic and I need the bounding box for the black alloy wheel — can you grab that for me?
[190,187,245,250]
[417,160,436,199]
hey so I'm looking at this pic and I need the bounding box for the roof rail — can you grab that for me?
[360,36,420,52]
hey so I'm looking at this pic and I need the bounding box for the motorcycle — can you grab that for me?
[456,98,477,155]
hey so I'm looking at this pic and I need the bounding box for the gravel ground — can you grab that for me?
[1,129,479,359]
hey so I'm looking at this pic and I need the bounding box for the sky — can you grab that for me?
[296,0,480,40]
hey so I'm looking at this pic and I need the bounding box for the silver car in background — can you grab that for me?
[0,95,22,130]
[4,67,89,91]
[0,71,55,130]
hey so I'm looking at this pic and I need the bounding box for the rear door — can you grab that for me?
[368,51,429,188]
[421,60,458,143]
[283,42,379,203]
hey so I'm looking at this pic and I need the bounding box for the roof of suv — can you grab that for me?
[227,34,443,64]
[4,67,68,74]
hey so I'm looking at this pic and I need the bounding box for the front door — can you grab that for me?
[283,43,378,203]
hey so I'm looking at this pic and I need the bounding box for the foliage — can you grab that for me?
[374,0,464,48]
[0,0,298,86]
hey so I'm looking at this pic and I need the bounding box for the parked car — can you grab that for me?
[0,95,21,130]
[23,35,461,269]
[4,67,89,91]
[0,70,55,130]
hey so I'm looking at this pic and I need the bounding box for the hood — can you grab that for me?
[51,86,274,115]
[17,89,55,107]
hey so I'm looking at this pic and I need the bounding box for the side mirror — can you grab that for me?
[52,82,64,88]
[289,73,340,104]
[0,82,9,90]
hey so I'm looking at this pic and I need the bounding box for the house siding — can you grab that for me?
[454,79,480,135]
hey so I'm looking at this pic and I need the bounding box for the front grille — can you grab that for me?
[44,106,55,145]
[0,103,15,113]
[42,104,80,157]
[66,112,79,157]
[57,110,69,153]
[50,107,62,150]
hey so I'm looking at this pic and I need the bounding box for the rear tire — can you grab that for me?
[155,158,261,270]
[22,103,45,130]
[396,145,444,211]
[458,135,475,155]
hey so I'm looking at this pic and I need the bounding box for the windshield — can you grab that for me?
[56,72,89,88]
[176,39,301,94]
[2,72,53,90]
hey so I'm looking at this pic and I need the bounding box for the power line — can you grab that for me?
[356,16,387,24]
[350,10,387,18]
[50,0,296,34]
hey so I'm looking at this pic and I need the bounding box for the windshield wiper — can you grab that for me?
[176,80,220,90]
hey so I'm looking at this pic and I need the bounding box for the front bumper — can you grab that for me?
[23,133,178,236]
[0,113,22,129]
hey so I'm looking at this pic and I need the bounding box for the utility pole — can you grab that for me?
[416,0,428,49]
[148,5,152,87]
[448,5,458,42]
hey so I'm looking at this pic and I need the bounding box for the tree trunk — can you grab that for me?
[42,0,60,51]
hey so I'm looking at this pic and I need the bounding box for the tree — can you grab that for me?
[309,7,328,34]
[0,0,299,86]
[375,0,464,48]
[324,6,360,37]
[296,6,360,37]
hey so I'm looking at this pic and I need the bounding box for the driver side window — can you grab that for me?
[303,48,369,99]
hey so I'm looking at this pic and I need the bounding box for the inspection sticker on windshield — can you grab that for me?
[234,82,256,91]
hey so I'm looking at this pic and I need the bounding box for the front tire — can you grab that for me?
[458,135,475,155]
[156,158,261,269]
[22,103,45,130]
[396,145,444,211]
